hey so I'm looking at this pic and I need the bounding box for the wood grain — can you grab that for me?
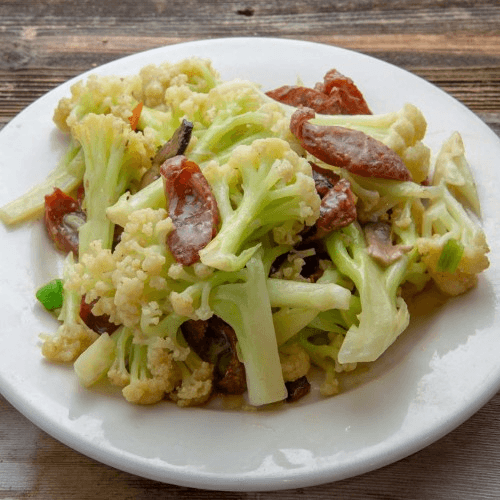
[1,0,499,133]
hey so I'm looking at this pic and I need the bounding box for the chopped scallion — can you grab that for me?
[436,239,464,273]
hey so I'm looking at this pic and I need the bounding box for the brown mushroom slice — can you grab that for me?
[290,107,412,182]
[207,317,247,395]
[138,119,193,190]
[364,222,413,266]
[181,317,247,395]
[285,376,311,403]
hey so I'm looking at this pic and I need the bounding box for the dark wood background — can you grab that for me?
[0,1,499,498]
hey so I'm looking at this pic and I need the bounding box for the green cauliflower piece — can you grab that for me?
[199,138,321,272]
[325,221,417,364]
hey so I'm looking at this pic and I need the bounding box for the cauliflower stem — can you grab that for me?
[325,221,416,364]
[212,252,288,406]
[73,113,153,254]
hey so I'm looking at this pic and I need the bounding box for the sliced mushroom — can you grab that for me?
[138,119,193,190]
[285,376,311,402]
[181,317,247,395]
[364,221,413,266]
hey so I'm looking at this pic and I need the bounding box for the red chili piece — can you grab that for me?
[266,69,371,116]
[290,108,412,182]
[80,297,119,335]
[160,155,219,266]
[44,187,86,255]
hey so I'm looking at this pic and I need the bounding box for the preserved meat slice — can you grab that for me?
[316,177,357,237]
[364,221,413,266]
[79,297,119,335]
[266,68,371,115]
[315,69,372,115]
[302,163,357,241]
[160,155,219,266]
[44,187,86,255]
[311,161,340,198]
[290,108,412,181]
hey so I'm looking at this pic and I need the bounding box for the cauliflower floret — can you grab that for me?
[279,343,311,382]
[433,132,481,215]
[67,208,174,328]
[53,74,142,132]
[40,324,98,363]
[138,58,220,108]
[40,252,99,363]
[413,134,490,295]
[199,139,321,272]
[122,377,169,405]
[320,370,340,397]
[169,290,196,318]
[107,363,131,388]
[270,248,316,282]
[418,233,489,295]
[416,187,489,296]
[122,338,182,405]
[171,361,214,407]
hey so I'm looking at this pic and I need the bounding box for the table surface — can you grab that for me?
[1,1,499,498]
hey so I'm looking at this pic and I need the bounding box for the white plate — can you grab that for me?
[0,37,499,492]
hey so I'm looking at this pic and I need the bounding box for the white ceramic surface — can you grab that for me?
[0,38,499,492]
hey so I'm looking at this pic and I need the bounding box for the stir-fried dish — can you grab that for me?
[0,58,490,408]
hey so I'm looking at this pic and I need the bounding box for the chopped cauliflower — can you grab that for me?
[279,343,311,382]
[122,338,182,405]
[67,208,173,328]
[418,233,489,295]
[138,58,220,108]
[40,323,98,363]
[40,253,99,362]
[53,73,142,132]
[171,361,214,407]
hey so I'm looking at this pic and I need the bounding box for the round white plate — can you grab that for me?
[0,37,499,492]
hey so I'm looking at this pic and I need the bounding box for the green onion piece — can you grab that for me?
[436,239,464,273]
[36,279,64,310]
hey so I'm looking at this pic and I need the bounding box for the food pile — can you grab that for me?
[0,58,490,408]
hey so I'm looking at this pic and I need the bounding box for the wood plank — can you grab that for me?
[1,64,498,129]
[0,1,499,32]
[2,31,499,73]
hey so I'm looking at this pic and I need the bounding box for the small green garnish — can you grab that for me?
[36,279,64,310]
[436,238,464,273]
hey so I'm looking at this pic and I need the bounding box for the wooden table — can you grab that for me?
[1,1,499,498]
